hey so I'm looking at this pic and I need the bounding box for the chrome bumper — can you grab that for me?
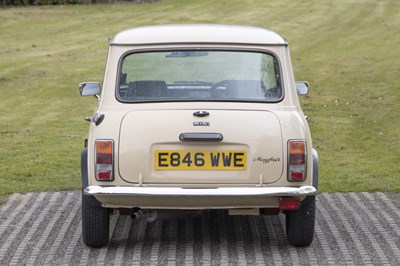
[84,185,317,197]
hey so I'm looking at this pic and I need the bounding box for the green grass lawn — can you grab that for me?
[0,0,399,201]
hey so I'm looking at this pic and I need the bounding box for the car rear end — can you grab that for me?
[80,25,317,248]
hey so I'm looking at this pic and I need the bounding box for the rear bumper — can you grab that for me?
[84,185,317,209]
[84,185,316,197]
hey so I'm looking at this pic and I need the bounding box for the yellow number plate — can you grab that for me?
[154,150,246,170]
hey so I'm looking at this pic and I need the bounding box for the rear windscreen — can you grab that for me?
[117,50,282,102]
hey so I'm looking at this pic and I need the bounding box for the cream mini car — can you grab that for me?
[79,24,318,248]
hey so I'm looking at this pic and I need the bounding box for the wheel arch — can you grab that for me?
[81,147,89,189]
[312,148,318,189]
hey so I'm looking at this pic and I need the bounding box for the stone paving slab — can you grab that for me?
[0,191,399,265]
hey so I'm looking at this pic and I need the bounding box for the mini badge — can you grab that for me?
[193,122,210,126]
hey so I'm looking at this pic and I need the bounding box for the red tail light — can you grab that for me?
[95,140,114,181]
[288,140,306,182]
[279,197,301,210]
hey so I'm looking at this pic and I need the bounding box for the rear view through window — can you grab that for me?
[117,50,282,102]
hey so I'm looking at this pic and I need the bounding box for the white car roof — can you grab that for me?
[110,24,288,46]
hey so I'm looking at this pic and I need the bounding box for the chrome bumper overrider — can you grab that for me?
[84,185,317,197]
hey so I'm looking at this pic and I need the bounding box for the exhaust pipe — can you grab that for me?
[131,210,157,223]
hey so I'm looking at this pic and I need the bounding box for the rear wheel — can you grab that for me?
[82,193,110,248]
[285,195,316,247]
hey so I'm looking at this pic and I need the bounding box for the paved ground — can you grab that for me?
[0,191,399,265]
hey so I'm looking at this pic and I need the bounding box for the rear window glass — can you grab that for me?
[117,50,282,102]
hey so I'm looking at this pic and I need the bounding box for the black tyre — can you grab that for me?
[285,195,316,247]
[82,193,110,248]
